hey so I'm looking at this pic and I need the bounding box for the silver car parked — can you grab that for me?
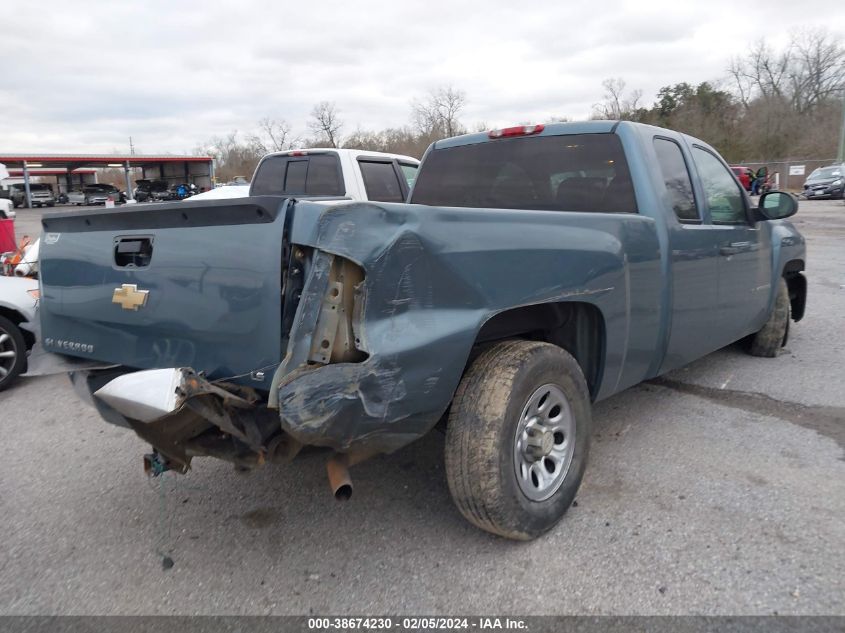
[10,183,55,208]
[66,187,111,206]
[0,275,39,391]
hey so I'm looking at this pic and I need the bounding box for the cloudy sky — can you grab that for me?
[2,0,842,154]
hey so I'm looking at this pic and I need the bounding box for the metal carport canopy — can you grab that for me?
[0,153,213,206]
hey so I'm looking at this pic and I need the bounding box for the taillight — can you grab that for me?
[488,124,545,139]
[289,151,308,156]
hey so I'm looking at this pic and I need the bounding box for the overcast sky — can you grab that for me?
[2,0,842,154]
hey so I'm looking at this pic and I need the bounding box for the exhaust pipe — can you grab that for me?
[326,454,352,501]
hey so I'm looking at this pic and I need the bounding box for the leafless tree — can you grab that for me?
[411,86,467,138]
[247,117,299,153]
[728,39,791,108]
[729,31,844,114]
[308,101,343,148]
[343,127,387,152]
[593,78,642,120]
[789,28,845,113]
[342,125,437,159]
[196,131,265,183]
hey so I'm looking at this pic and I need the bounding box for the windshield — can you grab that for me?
[809,166,842,180]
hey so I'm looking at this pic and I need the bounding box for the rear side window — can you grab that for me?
[251,156,286,194]
[410,134,637,213]
[251,154,344,196]
[399,163,418,188]
[653,138,698,221]
[359,161,405,203]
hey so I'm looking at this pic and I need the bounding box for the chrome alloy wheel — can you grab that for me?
[0,329,18,381]
[513,383,575,501]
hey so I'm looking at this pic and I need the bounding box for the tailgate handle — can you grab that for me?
[115,236,153,268]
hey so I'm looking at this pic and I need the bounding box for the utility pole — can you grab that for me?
[838,92,845,164]
[129,136,135,156]
[22,161,32,209]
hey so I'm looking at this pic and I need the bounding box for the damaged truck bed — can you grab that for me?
[36,121,807,539]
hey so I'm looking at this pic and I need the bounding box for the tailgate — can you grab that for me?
[39,197,289,388]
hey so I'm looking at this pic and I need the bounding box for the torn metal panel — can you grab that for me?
[277,361,419,453]
[268,249,333,408]
[308,280,343,364]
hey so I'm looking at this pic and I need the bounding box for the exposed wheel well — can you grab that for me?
[473,302,605,400]
[0,306,35,349]
[782,260,806,322]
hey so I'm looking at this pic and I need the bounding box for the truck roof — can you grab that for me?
[434,121,620,151]
[261,147,419,164]
[436,119,715,150]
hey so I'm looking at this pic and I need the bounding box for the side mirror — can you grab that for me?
[758,191,797,220]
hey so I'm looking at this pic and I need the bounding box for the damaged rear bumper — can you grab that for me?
[73,366,301,471]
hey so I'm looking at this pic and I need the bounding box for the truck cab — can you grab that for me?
[249,148,419,203]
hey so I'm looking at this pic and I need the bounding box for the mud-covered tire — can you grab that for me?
[444,340,591,540]
[749,278,790,357]
[0,315,26,391]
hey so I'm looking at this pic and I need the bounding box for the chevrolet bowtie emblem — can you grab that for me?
[112,284,149,311]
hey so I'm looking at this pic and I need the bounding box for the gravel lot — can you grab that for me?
[1,199,843,615]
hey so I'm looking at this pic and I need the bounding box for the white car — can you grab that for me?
[0,198,14,220]
[186,185,251,202]
[0,275,38,390]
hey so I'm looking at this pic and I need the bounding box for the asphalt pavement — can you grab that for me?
[1,199,843,615]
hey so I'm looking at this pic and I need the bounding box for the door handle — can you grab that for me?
[720,241,751,256]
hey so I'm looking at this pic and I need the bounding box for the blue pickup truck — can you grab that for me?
[37,121,806,540]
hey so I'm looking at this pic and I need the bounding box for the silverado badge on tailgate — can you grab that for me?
[112,284,149,311]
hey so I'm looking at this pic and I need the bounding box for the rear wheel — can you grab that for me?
[0,315,26,391]
[749,278,790,357]
[445,340,591,540]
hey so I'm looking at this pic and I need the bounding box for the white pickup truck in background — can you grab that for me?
[188,148,420,203]
[0,198,14,220]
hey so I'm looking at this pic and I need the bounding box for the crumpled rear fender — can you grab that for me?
[273,200,650,454]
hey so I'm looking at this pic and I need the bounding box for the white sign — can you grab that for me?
[0,163,8,181]
[789,165,805,176]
